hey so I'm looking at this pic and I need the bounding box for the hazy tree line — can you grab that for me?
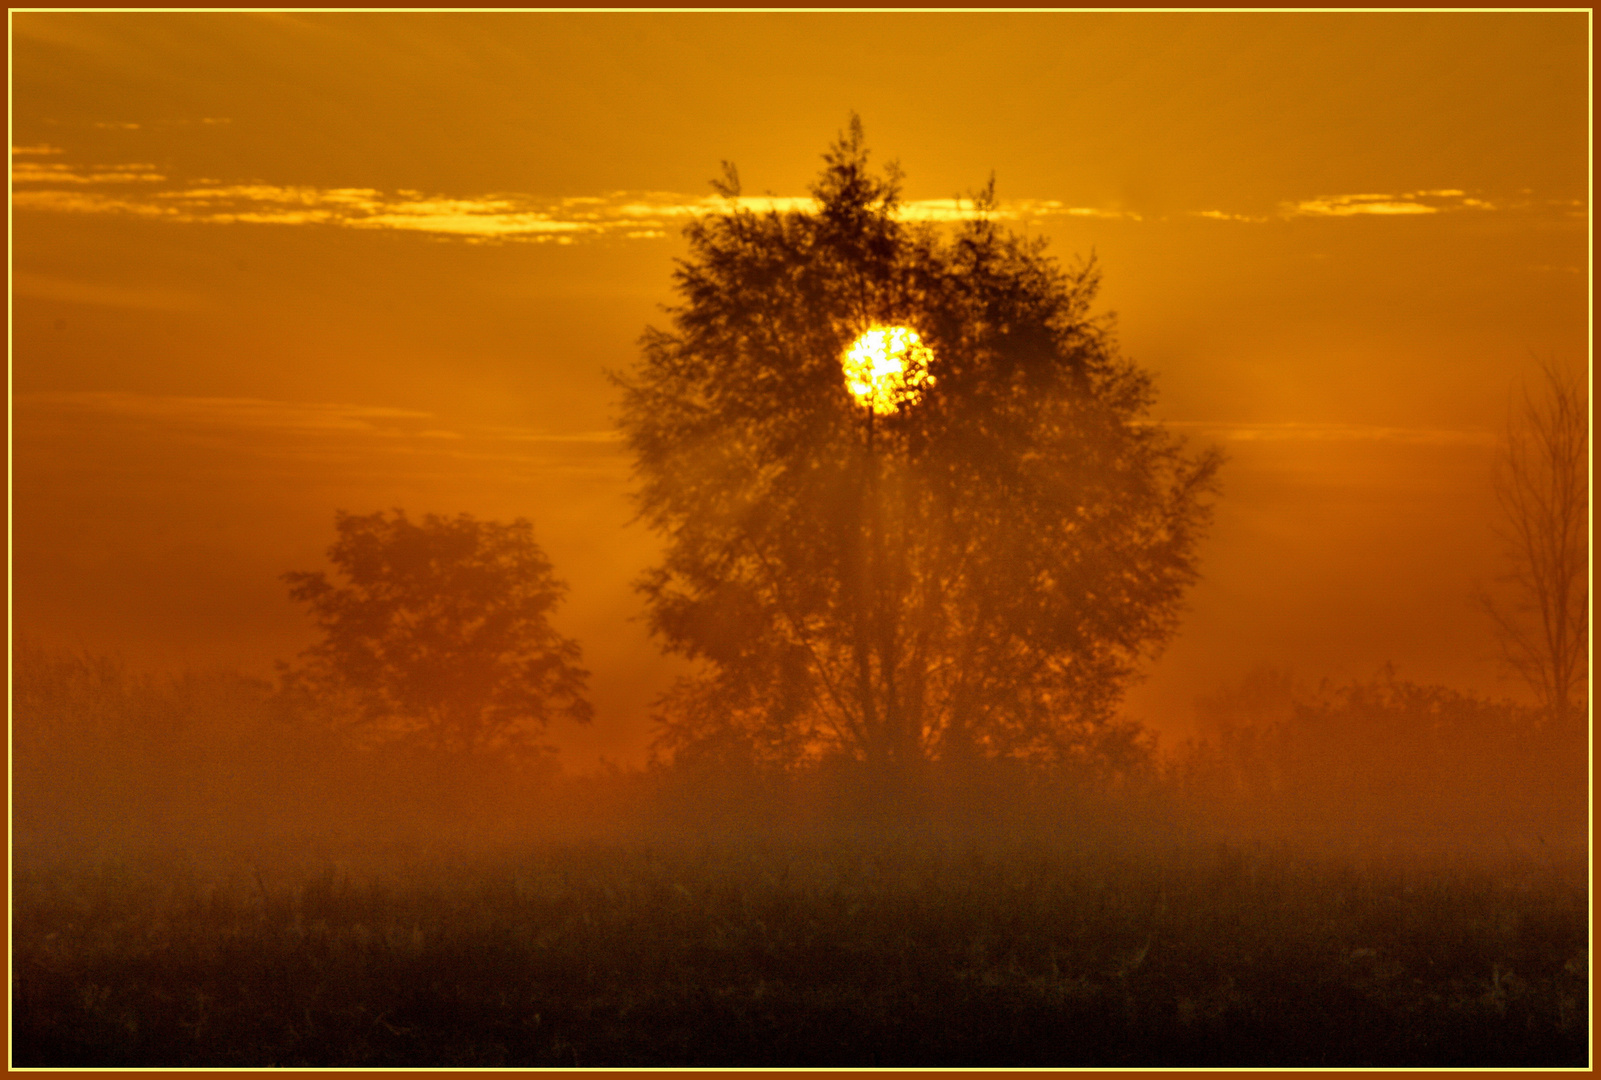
[12,635,1585,865]
[12,124,1587,862]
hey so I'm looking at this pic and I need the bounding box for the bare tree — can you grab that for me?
[1481,363,1589,717]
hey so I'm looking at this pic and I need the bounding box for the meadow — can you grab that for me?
[13,837,1588,1068]
[11,644,1589,1067]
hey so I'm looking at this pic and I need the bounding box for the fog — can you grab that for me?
[10,12,1588,1067]
[14,640,1585,877]
[13,637,1587,1067]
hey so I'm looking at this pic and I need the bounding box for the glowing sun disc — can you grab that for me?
[842,326,935,414]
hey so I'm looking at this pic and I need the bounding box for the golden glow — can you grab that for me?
[9,12,1586,773]
[841,326,935,414]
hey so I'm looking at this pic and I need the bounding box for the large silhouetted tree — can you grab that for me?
[1481,363,1588,718]
[282,510,591,757]
[617,120,1221,781]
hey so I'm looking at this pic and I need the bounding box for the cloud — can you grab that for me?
[12,189,192,221]
[11,150,1148,241]
[16,393,632,474]
[13,161,166,184]
[13,272,200,312]
[901,197,1138,223]
[1194,209,1270,223]
[12,183,1135,239]
[14,394,635,510]
[485,427,623,444]
[15,177,627,239]
[33,395,1490,454]
[1160,419,1497,447]
[13,149,1546,243]
[20,392,444,436]
[1282,190,1500,219]
[1289,196,1437,217]
[1191,189,1514,223]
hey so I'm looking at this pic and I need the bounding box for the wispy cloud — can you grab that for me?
[1161,419,1497,447]
[20,394,1495,449]
[900,197,1137,223]
[11,183,1136,240]
[12,161,166,184]
[479,424,623,444]
[16,392,630,475]
[13,395,637,512]
[12,149,1142,242]
[21,392,447,436]
[1194,209,1271,223]
[13,272,200,312]
[14,147,1569,242]
[1196,189,1507,223]
[1289,193,1441,217]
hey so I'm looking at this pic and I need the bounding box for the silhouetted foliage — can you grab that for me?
[1173,667,1587,852]
[11,639,337,862]
[1479,363,1588,718]
[281,510,591,759]
[618,119,1221,780]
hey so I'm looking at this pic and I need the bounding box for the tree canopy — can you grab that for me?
[282,510,591,758]
[617,119,1221,779]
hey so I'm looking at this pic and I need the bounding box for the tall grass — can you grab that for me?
[10,643,1590,1065]
[13,841,1587,1067]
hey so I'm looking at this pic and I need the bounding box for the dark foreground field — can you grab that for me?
[13,838,1589,1068]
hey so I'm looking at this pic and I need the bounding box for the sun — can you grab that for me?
[842,326,935,415]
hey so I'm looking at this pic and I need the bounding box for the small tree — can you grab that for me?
[1481,363,1589,718]
[282,510,592,757]
[617,120,1220,781]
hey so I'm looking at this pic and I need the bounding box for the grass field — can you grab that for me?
[12,837,1589,1068]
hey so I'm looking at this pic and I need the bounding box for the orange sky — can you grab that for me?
[11,11,1590,767]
